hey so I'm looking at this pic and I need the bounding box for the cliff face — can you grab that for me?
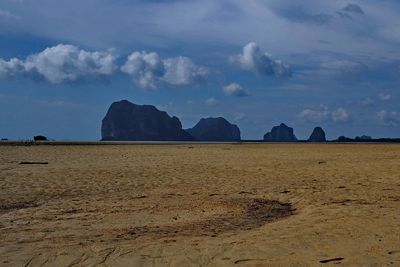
[264,123,297,142]
[101,100,194,141]
[186,117,241,141]
[308,127,326,142]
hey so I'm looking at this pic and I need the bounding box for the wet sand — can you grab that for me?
[0,144,399,266]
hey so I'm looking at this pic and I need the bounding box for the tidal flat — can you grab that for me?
[0,144,399,266]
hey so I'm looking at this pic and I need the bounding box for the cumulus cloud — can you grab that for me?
[376,110,400,126]
[205,97,218,106]
[120,51,165,89]
[332,107,349,122]
[0,44,116,83]
[378,93,392,101]
[0,45,207,88]
[163,57,208,86]
[0,58,24,78]
[121,52,208,89]
[25,45,116,83]
[297,105,329,123]
[233,42,291,78]
[223,83,250,97]
[298,106,349,123]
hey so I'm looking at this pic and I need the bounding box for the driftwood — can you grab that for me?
[19,161,48,165]
[320,257,344,263]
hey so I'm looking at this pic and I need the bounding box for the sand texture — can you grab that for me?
[0,144,399,266]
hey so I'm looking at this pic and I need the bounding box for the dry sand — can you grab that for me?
[0,144,399,266]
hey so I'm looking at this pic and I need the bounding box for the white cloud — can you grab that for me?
[233,42,291,78]
[331,107,349,122]
[0,44,117,83]
[223,83,250,97]
[297,105,329,123]
[1,46,207,87]
[121,52,208,89]
[0,58,24,78]
[25,45,116,83]
[376,110,400,126]
[205,97,218,106]
[298,106,349,123]
[163,56,208,86]
[378,93,392,101]
[121,51,165,89]
[360,97,375,106]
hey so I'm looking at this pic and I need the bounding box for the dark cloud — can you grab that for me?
[336,11,354,20]
[336,3,365,21]
[342,3,365,15]
[269,4,333,25]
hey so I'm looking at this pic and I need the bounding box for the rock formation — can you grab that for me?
[186,117,241,141]
[337,136,352,142]
[34,135,48,141]
[308,127,326,142]
[101,100,194,141]
[355,135,372,141]
[263,123,297,142]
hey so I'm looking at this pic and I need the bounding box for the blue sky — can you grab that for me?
[0,0,399,140]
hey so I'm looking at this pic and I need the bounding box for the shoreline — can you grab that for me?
[1,140,400,146]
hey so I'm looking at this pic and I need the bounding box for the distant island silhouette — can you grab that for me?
[101,100,194,141]
[97,100,400,143]
[101,100,241,142]
[1,99,399,143]
[186,117,241,142]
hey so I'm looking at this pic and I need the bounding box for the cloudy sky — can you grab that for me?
[0,0,399,140]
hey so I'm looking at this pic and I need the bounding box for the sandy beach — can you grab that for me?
[0,144,399,266]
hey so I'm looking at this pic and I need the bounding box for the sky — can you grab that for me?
[0,0,399,140]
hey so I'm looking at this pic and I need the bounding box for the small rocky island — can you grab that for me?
[186,117,241,141]
[101,100,194,141]
[308,127,326,142]
[263,123,297,142]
